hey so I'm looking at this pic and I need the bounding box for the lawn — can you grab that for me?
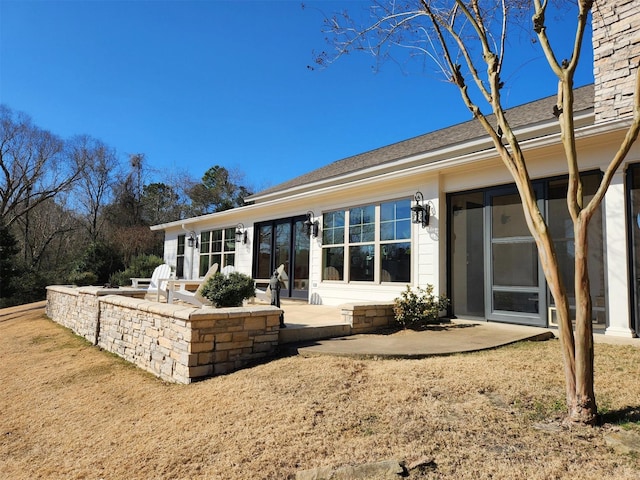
[1,303,639,479]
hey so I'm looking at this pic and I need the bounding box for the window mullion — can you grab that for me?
[375,204,380,283]
[344,209,350,282]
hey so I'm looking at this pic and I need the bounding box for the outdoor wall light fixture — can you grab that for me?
[411,191,430,228]
[187,231,198,248]
[235,223,248,244]
[304,211,320,238]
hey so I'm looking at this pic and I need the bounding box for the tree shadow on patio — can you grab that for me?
[376,321,479,336]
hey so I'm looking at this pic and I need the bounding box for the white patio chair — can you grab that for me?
[168,263,218,307]
[221,265,236,276]
[131,264,172,302]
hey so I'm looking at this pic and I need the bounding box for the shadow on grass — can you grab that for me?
[600,405,640,426]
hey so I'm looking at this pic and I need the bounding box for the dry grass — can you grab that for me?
[1,303,639,479]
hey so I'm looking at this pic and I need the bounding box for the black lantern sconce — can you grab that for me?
[187,231,198,248]
[411,191,430,228]
[235,223,248,244]
[304,211,319,238]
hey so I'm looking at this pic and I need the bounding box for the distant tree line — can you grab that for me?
[0,104,252,307]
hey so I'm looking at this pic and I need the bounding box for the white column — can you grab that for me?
[415,177,441,291]
[604,171,637,337]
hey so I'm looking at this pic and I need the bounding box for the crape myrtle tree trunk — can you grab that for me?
[318,0,640,425]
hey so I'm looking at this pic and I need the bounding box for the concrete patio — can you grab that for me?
[277,300,639,358]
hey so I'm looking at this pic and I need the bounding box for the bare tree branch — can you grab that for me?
[0,105,86,228]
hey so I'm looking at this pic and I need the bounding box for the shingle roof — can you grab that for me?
[252,84,594,198]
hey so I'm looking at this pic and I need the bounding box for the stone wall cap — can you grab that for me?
[96,287,147,296]
[187,305,282,321]
[99,296,195,319]
[77,286,104,295]
[46,285,79,295]
[102,295,147,308]
[143,301,193,317]
[339,302,395,309]
[47,285,148,297]
[188,309,230,321]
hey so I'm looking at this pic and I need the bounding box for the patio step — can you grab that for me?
[278,324,351,344]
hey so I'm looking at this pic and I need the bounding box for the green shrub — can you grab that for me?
[0,220,20,302]
[68,271,98,287]
[0,267,50,307]
[393,284,449,329]
[200,271,256,307]
[69,242,124,285]
[109,254,164,287]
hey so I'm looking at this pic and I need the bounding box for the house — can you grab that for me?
[151,1,640,338]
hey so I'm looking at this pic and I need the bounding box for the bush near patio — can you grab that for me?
[200,271,256,307]
[108,253,165,287]
[393,284,449,329]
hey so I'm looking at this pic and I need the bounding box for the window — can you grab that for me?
[349,205,375,243]
[322,210,345,244]
[321,199,411,282]
[322,211,345,281]
[349,205,375,281]
[176,234,185,278]
[199,227,236,277]
[380,200,411,282]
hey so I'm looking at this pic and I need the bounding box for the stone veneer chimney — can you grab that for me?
[592,0,640,123]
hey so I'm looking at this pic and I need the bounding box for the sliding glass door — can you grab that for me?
[486,187,545,325]
[627,165,640,334]
[448,173,604,328]
[253,216,310,299]
[449,193,485,318]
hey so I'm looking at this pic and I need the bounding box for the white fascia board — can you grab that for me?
[249,112,596,204]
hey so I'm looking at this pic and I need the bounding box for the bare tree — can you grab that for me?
[320,0,640,425]
[15,195,80,273]
[0,105,85,228]
[70,135,120,242]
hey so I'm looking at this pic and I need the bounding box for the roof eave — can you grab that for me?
[150,111,638,234]
[248,110,595,204]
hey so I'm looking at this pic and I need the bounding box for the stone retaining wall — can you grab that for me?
[46,285,282,384]
[341,303,395,334]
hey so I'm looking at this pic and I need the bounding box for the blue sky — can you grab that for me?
[0,0,594,193]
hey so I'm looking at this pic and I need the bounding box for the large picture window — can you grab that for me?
[322,199,411,282]
[199,227,235,277]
